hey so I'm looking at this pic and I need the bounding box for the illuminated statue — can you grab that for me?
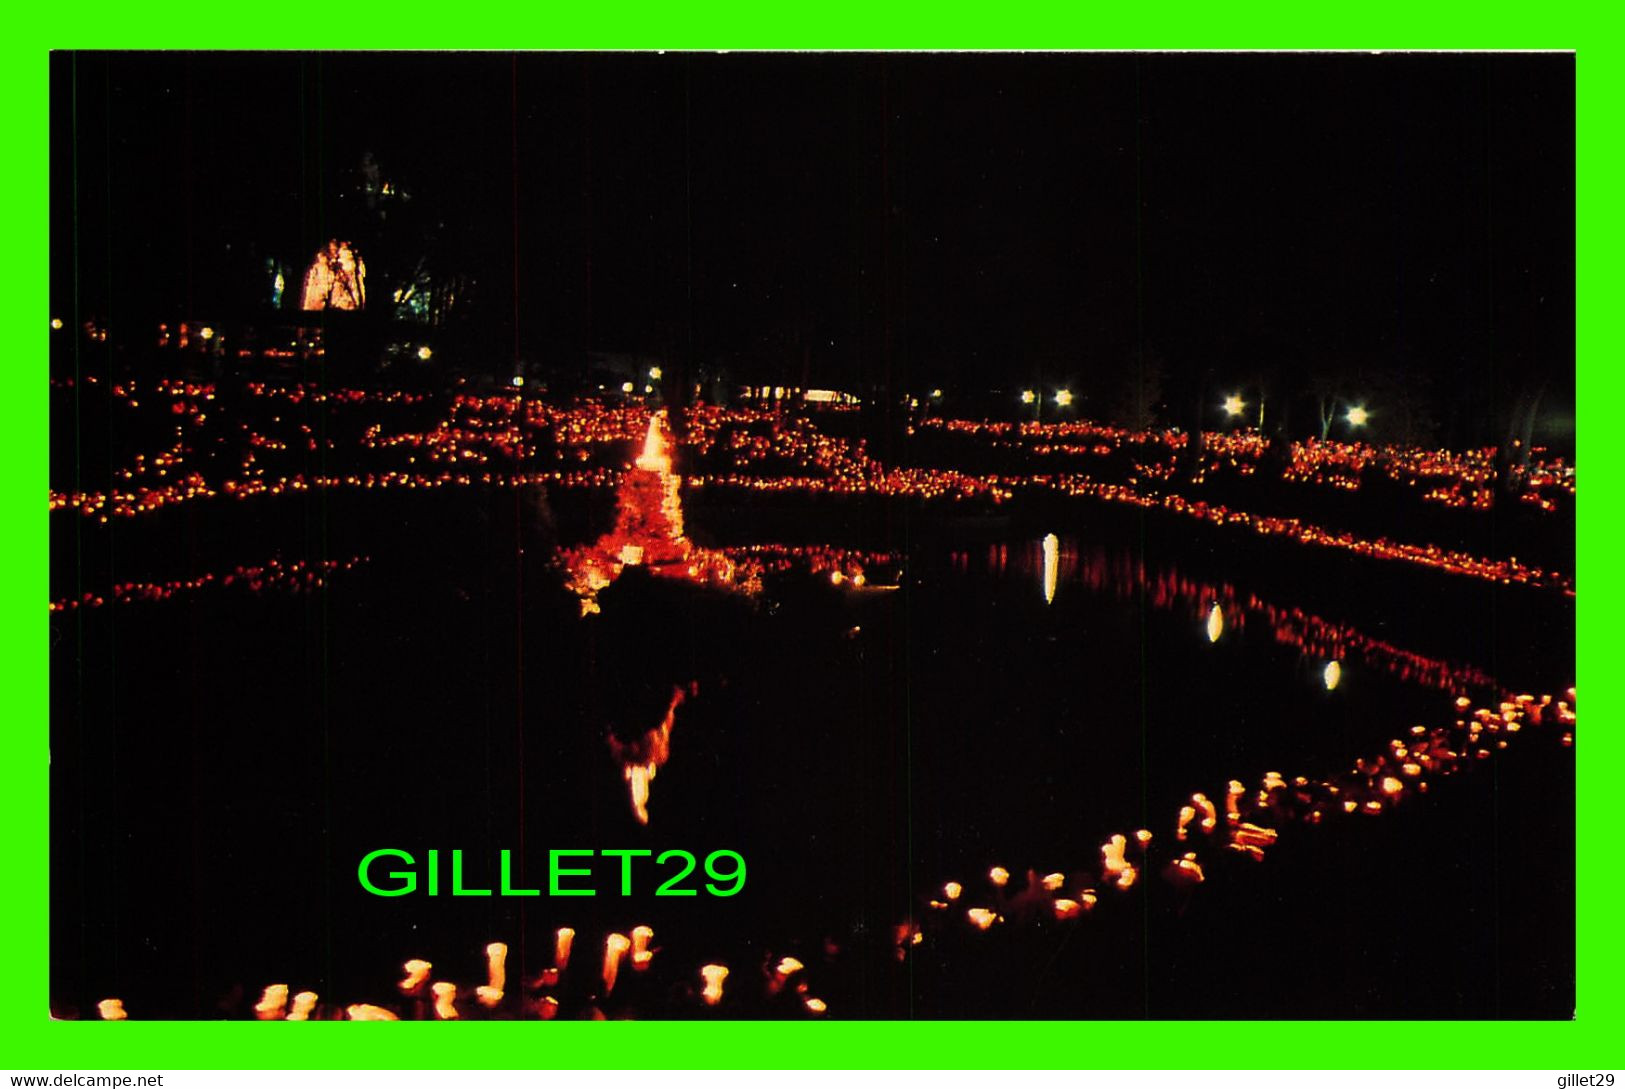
[300,240,367,311]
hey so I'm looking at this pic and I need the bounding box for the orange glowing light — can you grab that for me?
[97,998,127,1021]
[288,992,318,1021]
[603,933,632,995]
[1207,603,1224,642]
[944,881,963,901]
[254,983,289,1020]
[1042,871,1066,891]
[398,959,431,995]
[346,1003,398,1021]
[1380,776,1403,795]
[989,866,1010,887]
[700,963,729,1006]
[1053,898,1082,919]
[805,996,828,1015]
[967,907,1000,930]
[631,925,655,971]
[431,981,459,1020]
[555,927,575,971]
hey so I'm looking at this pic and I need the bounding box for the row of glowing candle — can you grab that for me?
[49,556,369,613]
[82,684,1572,1020]
[51,388,1570,595]
[93,926,830,1021]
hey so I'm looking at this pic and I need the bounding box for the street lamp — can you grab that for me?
[1054,389,1073,408]
[1020,389,1036,405]
[1346,405,1369,428]
[1223,394,1245,417]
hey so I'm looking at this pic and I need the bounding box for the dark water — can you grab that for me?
[50,493,1575,1019]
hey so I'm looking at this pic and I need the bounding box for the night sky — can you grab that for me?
[52,51,1573,415]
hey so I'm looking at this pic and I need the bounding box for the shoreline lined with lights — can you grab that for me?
[72,686,1571,1021]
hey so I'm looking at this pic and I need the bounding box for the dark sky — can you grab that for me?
[52,51,1573,402]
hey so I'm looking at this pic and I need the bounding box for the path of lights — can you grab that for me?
[49,556,369,613]
[52,384,1571,593]
[76,688,1571,1021]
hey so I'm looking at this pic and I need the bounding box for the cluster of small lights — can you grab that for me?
[51,383,1570,594]
[50,556,368,613]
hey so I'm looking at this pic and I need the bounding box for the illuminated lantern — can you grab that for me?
[431,982,459,1020]
[255,984,289,1020]
[631,925,655,971]
[398,960,431,996]
[287,992,319,1021]
[602,933,631,995]
[966,907,1000,930]
[346,1004,398,1021]
[700,964,729,1007]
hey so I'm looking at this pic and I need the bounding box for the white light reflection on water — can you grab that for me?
[1041,533,1059,604]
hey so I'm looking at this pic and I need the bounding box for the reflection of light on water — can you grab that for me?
[1206,602,1224,642]
[1324,660,1342,690]
[1042,533,1059,604]
[610,685,689,825]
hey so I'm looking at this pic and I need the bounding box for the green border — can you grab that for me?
[11,1,1613,1070]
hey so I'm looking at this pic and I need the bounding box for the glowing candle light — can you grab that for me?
[603,933,632,995]
[967,908,1000,930]
[287,992,318,1021]
[485,942,508,994]
[398,960,432,995]
[700,964,729,1006]
[1172,852,1205,883]
[254,984,289,1020]
[944,881,963,901]
[1226,780,1244,825]
[1192,793,1218,832]
[1380,776,1403,796]
[1177,805,1196,840]
[1053,898,1082,919]
[1324,660,1342,690]
[631,925,655,971]
[1207,603,1224,643]
[805,996,828,1015]
[776,956,804,978]
[1041,533,1059,604]
[346,1004,398,1021]
[1042,872,1066,891]
[1102,835,1129,877]
[1135,829,1153,846]
[555,927,576,971]
[97,998,127,1021]
[537,996,560,1020]
[989,866,1010,888]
